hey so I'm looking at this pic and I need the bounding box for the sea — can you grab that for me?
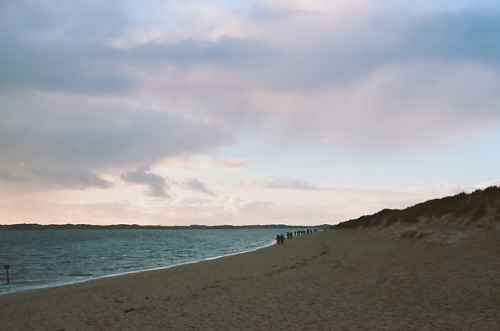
[0,228,300,295]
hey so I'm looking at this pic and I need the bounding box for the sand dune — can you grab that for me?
[336,186,500,231]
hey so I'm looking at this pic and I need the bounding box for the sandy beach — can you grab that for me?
[1,219,499,330]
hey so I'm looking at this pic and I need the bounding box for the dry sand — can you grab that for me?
[1,225,499,330]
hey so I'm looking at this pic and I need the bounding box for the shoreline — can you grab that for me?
[0,237,279,296]
[1,228,498,329]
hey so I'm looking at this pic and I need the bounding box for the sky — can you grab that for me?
[1,0,500,226]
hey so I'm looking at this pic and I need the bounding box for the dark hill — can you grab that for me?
[336,186,500,230]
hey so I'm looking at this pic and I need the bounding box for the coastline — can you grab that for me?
[0,228,290,296]
[0,235,278,296]
[1,227,498,329]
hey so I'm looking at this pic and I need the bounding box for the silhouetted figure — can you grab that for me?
[279,234,285,245]
[276,234,281,245]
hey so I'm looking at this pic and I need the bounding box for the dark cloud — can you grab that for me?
[0,170,25,183]
[0,0,273,94]
[0,96,233,166]
[128,37,273,68]
[0,36,274,95]
[121,166,170,198]
[1,1,499,226]
[0,41,131,93]
[180,179,215,196]
[263,7,500,91]
[0,92,233,188]
[2,1,500,94]
[3,1,499,98]
[0,0,132,93]
[121,171,215,198]
[33,168,113,189]
[0,0,130,43]
[1,0,500,188]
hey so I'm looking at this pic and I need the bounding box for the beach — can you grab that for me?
[1,225,499,330]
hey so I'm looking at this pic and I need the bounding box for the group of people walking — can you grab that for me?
[276,233,286,245]
[276,229,316,245]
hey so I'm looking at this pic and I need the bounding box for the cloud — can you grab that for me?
[33,168,113,190]
[245,178,321,191]
[180,179,216,196]
[99,2,500,153]
[0,92,233,189]
[3,1,500,95]
[316,61,500,152]
[1,0,500,226]
[121,166,170,198]
[161,155,249,170]
[0,170,25,183]
[0,1,133,94]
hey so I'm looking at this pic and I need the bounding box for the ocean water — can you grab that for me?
[0,228,297,294]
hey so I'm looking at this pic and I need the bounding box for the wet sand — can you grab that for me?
[1,225,499,330]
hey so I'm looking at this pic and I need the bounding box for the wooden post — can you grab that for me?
[4,265,9,285]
